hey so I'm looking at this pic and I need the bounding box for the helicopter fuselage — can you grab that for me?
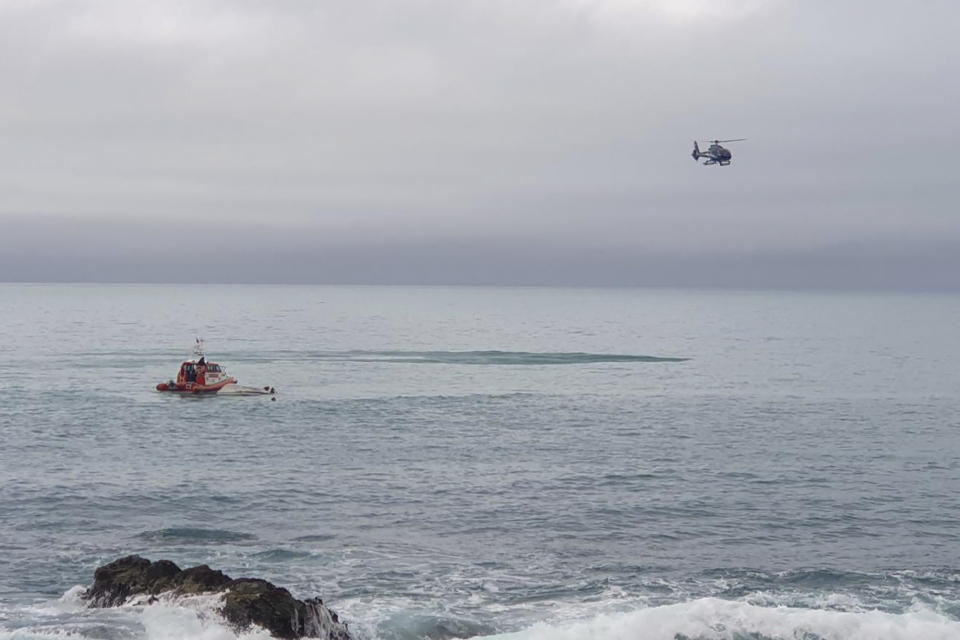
[706,144,731,161]
[692,139,743,166]
[698,144,732,166]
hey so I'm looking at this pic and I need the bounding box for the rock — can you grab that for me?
[219,578,351,640]
[83,555,352,640]
[178,564,232,595]
[85,555,181,607]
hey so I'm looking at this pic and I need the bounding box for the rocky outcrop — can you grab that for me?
[84,555,351,640]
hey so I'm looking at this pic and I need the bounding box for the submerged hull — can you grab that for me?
[156,377,237,393]
[217,383,277,396]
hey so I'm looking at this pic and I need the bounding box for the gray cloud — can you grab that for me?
[1,0,958,287]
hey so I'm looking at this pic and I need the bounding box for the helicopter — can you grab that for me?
[691,138,746,166]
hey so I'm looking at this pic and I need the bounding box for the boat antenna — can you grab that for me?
[194,337,205,358]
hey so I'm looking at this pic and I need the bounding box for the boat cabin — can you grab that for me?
[176,358,228,387]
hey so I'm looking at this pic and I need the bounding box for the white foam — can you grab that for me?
[0,630,78,640]
[138,596,273,640]
[122,593,273,640]
[741,589,871,611]
[0,592,274,640]
[16,586,88,618]
[57,586,87,607]
[477,597,960,640]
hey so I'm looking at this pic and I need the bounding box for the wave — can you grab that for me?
[136,528,256,544]
[477,598,960,640]
[250,548,315,562]
[291,534,338,543]
[5,591,960,640]
[376,611,496,640]
[58,348,689,368]
[295,350,689,365]
[0,592,272,640]
[137,595,273,640]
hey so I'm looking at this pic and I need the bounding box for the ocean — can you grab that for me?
[1,284,959,640]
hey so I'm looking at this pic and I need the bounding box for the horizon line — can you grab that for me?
[2,280,959,295]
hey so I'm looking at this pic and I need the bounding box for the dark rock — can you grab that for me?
[220,578,351,640]
[83,555,351,640]
[178,564,232,595]
[85,555,182,607]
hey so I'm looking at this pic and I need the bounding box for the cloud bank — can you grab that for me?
[1,1,958,288]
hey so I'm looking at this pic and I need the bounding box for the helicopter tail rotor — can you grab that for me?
[691,141,700,160]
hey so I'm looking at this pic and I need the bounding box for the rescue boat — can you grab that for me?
[156,339,276,396]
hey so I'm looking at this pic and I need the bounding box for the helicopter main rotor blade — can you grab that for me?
[715,138,747,143]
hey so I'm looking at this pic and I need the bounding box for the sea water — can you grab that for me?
[1,284,959,640]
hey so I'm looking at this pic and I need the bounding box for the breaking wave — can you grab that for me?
[0,592,271,640]
[478,598,960,640]
[136,594,274,640]
[5,587,960,640]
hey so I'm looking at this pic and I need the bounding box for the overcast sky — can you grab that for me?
[1,0,958,288]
